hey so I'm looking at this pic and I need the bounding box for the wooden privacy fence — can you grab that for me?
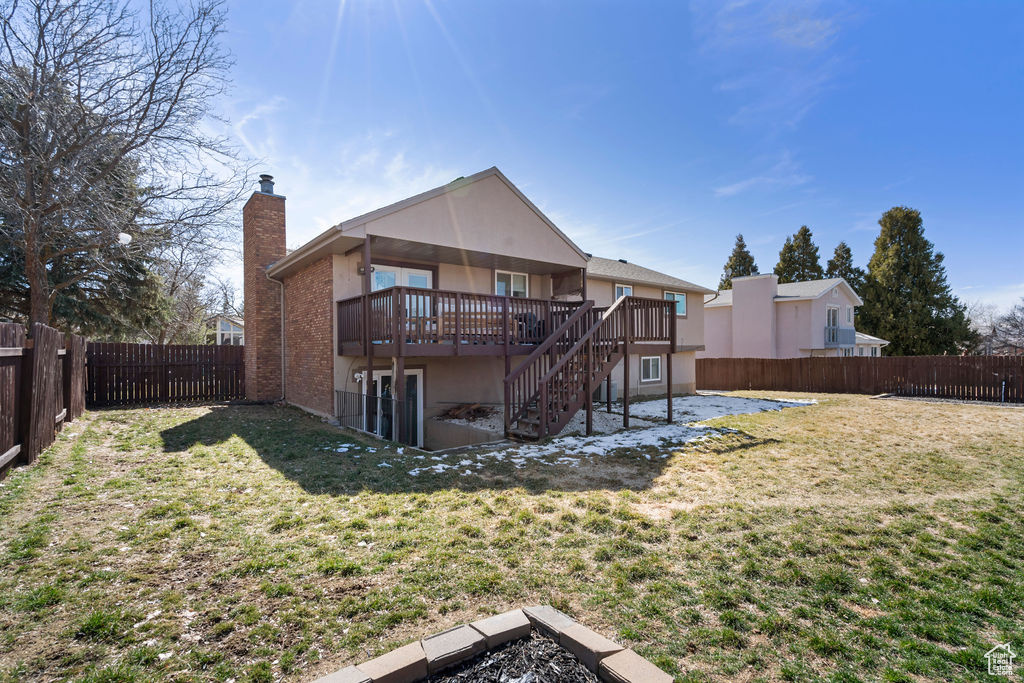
[697,356,1024,402]
[1,322,87,476]
[86,343,244,406]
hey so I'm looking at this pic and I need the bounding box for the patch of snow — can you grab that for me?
[407,394,813,476]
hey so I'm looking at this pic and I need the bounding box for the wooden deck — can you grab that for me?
[337,287,583,357]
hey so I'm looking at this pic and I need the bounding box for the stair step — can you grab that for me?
[520,417,540,426]
[509,428,540,440]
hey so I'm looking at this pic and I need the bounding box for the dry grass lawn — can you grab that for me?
[1,392,1022,682]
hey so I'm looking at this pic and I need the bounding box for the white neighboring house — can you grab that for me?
[855,331,889,357]
[207,314,244,346]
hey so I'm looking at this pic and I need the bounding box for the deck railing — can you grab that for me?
[824,326,856,348]
[337,286,582,351]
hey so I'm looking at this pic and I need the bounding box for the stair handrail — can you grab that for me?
[535,295,633,389]
[503,300,595,387]
[503,300,595,431]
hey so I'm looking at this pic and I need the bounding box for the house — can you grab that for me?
[583,256,713,398]
[854,331,888,357]
[206,314,244,346]
[700,274,886,359]
[242,168,711,450]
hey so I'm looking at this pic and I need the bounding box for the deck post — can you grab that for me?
[666,301,675,424]
[393,355,405,445]
[363,238,374,432]
[623,298,630,429]
[580,267,587,302]
[605,374,612,413]
[503,297,510,378]
[585,337,594,435]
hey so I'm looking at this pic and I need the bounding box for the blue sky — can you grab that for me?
[220,0,1024,311]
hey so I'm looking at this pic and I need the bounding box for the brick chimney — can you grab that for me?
[243,175,286,401]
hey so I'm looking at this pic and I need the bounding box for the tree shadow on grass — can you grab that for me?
[158,403,778,496]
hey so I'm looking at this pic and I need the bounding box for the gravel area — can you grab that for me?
[440,406,656,436]
[428,631,599,682]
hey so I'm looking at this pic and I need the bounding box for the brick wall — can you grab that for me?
[283,256,334,416]
[242,192,286,401]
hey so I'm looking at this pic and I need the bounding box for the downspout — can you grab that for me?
[266,269,286,401]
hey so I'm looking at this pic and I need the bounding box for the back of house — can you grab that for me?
[242,167,713,450]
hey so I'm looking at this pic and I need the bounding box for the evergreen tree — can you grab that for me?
[774,225,824,283]
[826,241,867,294]
[719,234,758,289]
[859,207,975,355]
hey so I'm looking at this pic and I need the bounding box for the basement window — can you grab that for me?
[640,356,661,382]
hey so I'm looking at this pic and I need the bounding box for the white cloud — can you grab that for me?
[690,0,851,130]
[956,283,1024,314]
[714,151,812,197]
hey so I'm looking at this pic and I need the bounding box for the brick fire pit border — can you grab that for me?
[313,605,672,683]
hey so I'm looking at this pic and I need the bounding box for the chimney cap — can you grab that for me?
[258,174,275,194]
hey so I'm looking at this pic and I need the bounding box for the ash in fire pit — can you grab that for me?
[429,631,599,682]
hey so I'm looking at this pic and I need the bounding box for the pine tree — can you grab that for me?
[826,241,867,294]
[774,225,824,283]
[859,207,975,355]
[719,234,758,290]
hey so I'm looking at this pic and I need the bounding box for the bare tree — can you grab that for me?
[0,0,247,331]
[993,299,1024,355]
[965,300,1000,355]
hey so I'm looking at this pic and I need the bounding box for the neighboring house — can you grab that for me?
[207,314,244,345]
[855,332,888,357]
[242,168,712,450]
[583,256,713,399]
[700,274,879,359]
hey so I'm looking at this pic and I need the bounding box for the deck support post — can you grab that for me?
[623,298,631,429]
[606,374,612,413]
[393,355,405,445]
[580,267,587,302]
[362,238,374,432]
[666,302,675,424]
[585,337,594,435]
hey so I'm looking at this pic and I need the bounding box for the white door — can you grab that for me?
[365,369,424,448]
[371,265,433,291]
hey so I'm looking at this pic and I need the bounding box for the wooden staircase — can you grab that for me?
[504,296,672,440]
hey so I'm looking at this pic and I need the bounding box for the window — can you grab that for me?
[615,284,633,299]
[871,347,878,357]
[664,291,687,316]
[846,306,852,323]
[842,348,853,357]
[859,347,865,356]
[640,356,661,382]
[495,271,528,298]
[217,320,243,345]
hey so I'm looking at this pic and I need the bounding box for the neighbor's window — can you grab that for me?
[846,306,852,323]
[664,291,686,316]
[859,347,865,356]
[218,320,243,345]
[871,347,878,357]
[640,356,661,382]
[615,284,633,299]
[496,271,528,298]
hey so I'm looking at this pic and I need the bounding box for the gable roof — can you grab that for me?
[705,278,863,307]
[267,167,587,278]
[586,256,715,294]
[855,331,889,345]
